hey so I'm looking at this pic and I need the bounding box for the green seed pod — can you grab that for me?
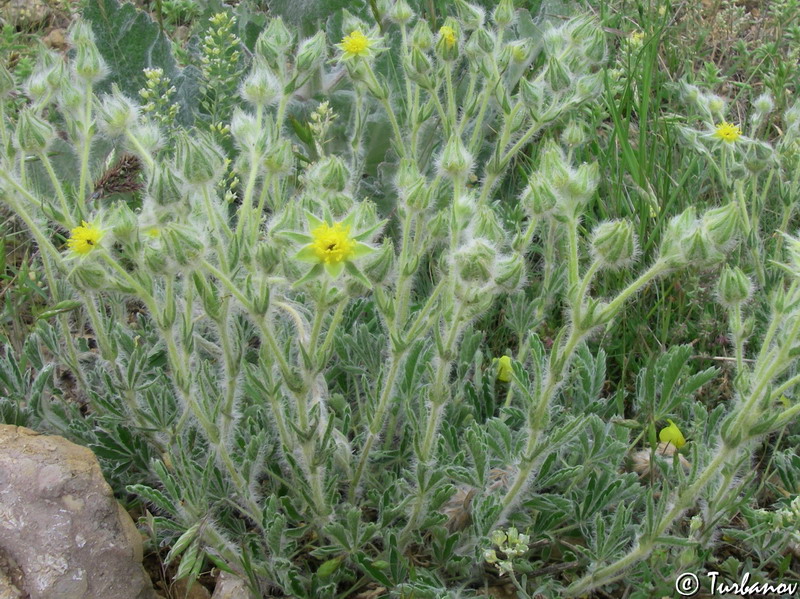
[15,108,55,153]
[591,219,637,270]
[701,203,740,251]
[717,265,752,308]
[175,132,225,186]
[296,31,327,75]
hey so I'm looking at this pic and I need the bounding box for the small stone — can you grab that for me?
[172,577,211,599]
[44,28,69,51]
[0,425,156,599]
[211,572,255,599]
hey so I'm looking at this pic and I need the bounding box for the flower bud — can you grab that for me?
[326,192,353,218]
[230,108,264,152]
[100,87,139,137]
[591,219,637,269]
[15,108,55,153]
[465,28,494,59]
[753,92,774,116]
[562,162,599,214]
[519,78,547,119]
[25,71,50,102]
[263,138,294,176]
[682,226,723,268]
[455,0,485,29]
[561,120,587,147]
[453,239,496,285]
[364,238,395,285]
[143,244,169,274]
[0,63,14,97]
[437,135,473,180]
[311,156,349,192]
[471,205,506,243]
[435,20,460,62]
[254,241,281,275]
[495,252,525,292]
[388,0,414,24]
[411,20,434,50]
[405,48,434,89]
[163,226,206,266]
[659,208,696,267]
[73,38,108,83]
[296,32,327,74]
[744,141,775,174]
[492,0,516,28]
[240,62,280,107]
[109,201,138,244]
[175,132,225,186]
[546,57,571,92]
[69,261,107,290]
[521,177,558,217]
[717,265,752,308]
[255,18,294,70]
[701,203,740,251]
[148,162,183,206]
[127,122,163,157]
[573,73,602,102]
[428,210,449,240]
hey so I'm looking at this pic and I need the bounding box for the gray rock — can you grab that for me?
[0,425,156,599]
[211,572,256,599]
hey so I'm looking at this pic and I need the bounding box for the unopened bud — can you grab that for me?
[263,138,294,176]
[100,87,139,137]
[546,57,571,92]
[717,265,752,308]
[296,32,327,74]
[493,0,516,28]
[255,18,294,69]
[521,177,558,217]
[455,0,485,29]
[466,28,494,58]
[436,21,460,62]
[143,244,169,274]
[453,239,496,285]
[69,261,107,290]
[437,135,473,180]
[659,208,696,267]
[411,20,434,50]
[591,219,637,269]
[453,192,476,227]
[364,238,395,285]
[562,162,599,214]
[254,242,281,274]
[311,156,349,192]
[561,120,587,147]
[0,63,14,97]
[15,108,55,153]
[148,163,183,206]
[175,132,225,186]
[388,0,414,24]
[495,252,525,292]
[240,62,280,107]
[163,226,206,266]
[753,92,774,116]
[701,203,740,251]
[109,201,138,244]
[471,204,506,243]
[405,48,434,89]
[127,122,163,157]
[73,37,108,83]
[682,227,723,267]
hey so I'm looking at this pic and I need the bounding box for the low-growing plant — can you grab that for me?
[0,1,799,597]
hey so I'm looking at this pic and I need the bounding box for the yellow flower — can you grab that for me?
[713,121,742,143]
[310,222,357,265]
[66,220,104,255]
[439,25,456,49]
[658,419,686,449]
[339,30,373,59]
[294,212,378,281]
[496,355,513,382]
[629,31,645,47]
[145,227,160,238]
